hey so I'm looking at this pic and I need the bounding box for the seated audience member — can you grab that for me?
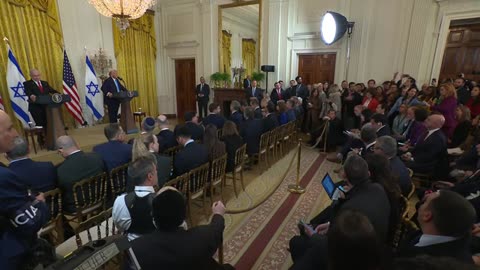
[392,104,409,136]
[397,107,428,145]
[156,114,178,153]
[397,190,476,264]
[204,124,226,161]
[131,189,232,270]
[293,97,305,118]
[291,210,385,270]
[455,144,480,172]
[388,87,423,123]
[141,116,156,134]
[173,125,208,177]
[328,124,377,163]
[221,121,244,172]
[375,103,387,115]
[277,100,289,125]
[362,88,379,113]
[370,113,391,137]
[113,157,158,241]
[263,101,279,132]
[133,133,171,187]
[374,136,412,196]
[202,103,226,129]
[240,106,264,157]
[56,136,105,214]
[402,114,448,175]
[450,105,472,148]
[250,98,263,119]
[466,86,480,118]
[175,111,204,141]
[93,123,132,172]
[229,100,244,128]
[310,109,344,151]
[393,255,478,270]
[289,155,390,265]
[286,99,297,122]
[418,85,438,104]
[6,136,56,192]
[431,83,458,138]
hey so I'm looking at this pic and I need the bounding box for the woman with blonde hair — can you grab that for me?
[133,133,172,187]
[431,83,458,138]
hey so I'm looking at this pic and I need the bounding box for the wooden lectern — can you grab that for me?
[213,88,246,117]
[112,91,138,134]
[35,94,70,150]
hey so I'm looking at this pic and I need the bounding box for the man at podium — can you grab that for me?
[24,68,58,145]
[101,69,126,123]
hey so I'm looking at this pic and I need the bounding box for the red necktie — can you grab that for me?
[38,81,44,94]
[278,89,282,99]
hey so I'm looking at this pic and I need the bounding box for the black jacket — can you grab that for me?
[263,113,279,132]
[240,119,264,155]
[101,77,126,106]
[157,129,178,153]
[221,134,244,172]
[196,83,210,102]
[173,141,209,177]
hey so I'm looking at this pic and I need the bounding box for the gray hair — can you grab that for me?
[376,136,397,158]
[343,155,370,185]
[56,135,77,149]
[128,156,156,186]
[244,106,254,120]
[231,100,241,111]
[6,137,29,160]
[156,114,169,126]
[360,125,377,144]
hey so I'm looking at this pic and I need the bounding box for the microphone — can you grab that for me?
[117,77,124,81]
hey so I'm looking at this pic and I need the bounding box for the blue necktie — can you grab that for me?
[114,79,120,92]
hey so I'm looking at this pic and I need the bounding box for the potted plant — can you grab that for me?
[210,72,223,88]
[220,72,231,87]
[251,71,265,86]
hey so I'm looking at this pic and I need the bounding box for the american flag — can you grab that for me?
[63,50,85,125]
[0,95,4,111]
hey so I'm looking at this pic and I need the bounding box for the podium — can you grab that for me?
[112,91,138,134]
[35,94,70,150]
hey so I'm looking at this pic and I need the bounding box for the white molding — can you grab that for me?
[287,32,321,41]
[164,41,200,48]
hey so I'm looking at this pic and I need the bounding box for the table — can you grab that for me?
[24,127,45,154]
[133,111,146,129]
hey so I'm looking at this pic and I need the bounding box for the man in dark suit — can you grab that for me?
[101,70,127,123]
[455,77,470,105]
[24,69,58,144]
[285,80,297,100]
[402,114,448,174]
[294,76,309,101]
[270,82,285,105]
[6,137,56,193]
[202,103,225,129]
[263,102,279,132]
[398,190,476,264]
[243,75,252,89]
[240,107,264,156]
[250,98,263,119]
[196,76,210,119]
[173,125,209,177]
[229,100,244,129]
[370,113,391,137]
[245,80,263,103]
[93,123,132,172]
[175,112,205,141]
[56,136,105,214]
[131,189,232,269]
[156,114,178,153]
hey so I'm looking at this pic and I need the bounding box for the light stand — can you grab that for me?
[345,22,355,81]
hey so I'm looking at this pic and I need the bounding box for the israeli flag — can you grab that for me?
[85,55,104,121]
[6,45,31,127]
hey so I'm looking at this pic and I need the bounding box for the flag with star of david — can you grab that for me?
[85,55,104,121]
[6,44,31,127]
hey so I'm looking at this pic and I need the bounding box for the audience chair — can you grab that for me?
[280,124,292,152]
[209,154,228,202]
[74,208,113,247]
[268,128,279,162]
[165,145,182,165]
[188,162,211,224]
[252,131,271,170]
[217,128,223,139]
[411,171,432,188]
[109,163,129,199]
[164,172,190,195]
[407,181,416,200]
[226,144,247,198]
[392,216,419,251]
[70,172,109,224]
[39,188,64,246]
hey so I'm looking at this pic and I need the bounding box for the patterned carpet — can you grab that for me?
[220,146,339,269]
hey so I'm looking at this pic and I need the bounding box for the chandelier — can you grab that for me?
[88,0,156,32]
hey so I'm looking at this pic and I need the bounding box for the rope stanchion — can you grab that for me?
[288,139,305,194]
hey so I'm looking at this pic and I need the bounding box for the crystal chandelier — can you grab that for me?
[88,0,156,32]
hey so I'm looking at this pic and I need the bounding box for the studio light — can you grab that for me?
[320,11,354,45]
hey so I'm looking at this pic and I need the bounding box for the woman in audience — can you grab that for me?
[450,105,472,148]
[405,107,429,146]
[306,86,321,131]
[432,83,458,138]
[277,100,289,125]
[318,83,328,118]
[466,86,480,118]
[328,84,342,119]
[133,133,172,187]
[392,104,409,136]
[361,88,379,113]
[220,121,244,173]
[375,85,386,104]
[203,124,226,161]
[418,85,438,104]
[388,87,423,118]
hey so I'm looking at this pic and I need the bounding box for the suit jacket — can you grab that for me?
[254,107,263,119]
[294,84,309,100]
[173,141,209,177]
[101,77,126,105]
[131,214,225,270]
[246,87,264,102]
[153,153,172,187]
[8,158,57,193]
[240,118,264,155]
[376,125,391,137]
[270,89,285,105]
[57,151,105,213]
[390,156,412,197]
[202,114,225,129]
[175,122,204,141]
[243,78,251,89]
[23,79,57,111]
[221,134,244,172]
[157,129,178,153]
[263,113,279,132]
[93,140,132,172]
[457,86,470,105]
[196,83,210,102]
[230,111,244,128]
[411,130,447,169]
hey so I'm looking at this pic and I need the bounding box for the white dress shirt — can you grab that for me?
[415,234,458,247]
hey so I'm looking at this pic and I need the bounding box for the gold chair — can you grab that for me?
[74,208,113,247]
[209,154,228,202]
[226,144,247,198]
[70,172,109,224]
[188,163,211,224]
[39,188,64,246]
[412,171,432,188]
[109,163,129,198]
[164,172,190,195]
[391,216,419,251]
[407,181,416,200]
[217,128,223,139]
[391,195,413,250]
[253,131,271,170]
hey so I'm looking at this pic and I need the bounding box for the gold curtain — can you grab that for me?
[0,0,64,131]
[113,11,158,116]
[242,39,256,77]
[222,30,232,73]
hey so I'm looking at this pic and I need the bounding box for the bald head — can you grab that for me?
[425,114,445,130]
[156,114,169,127]
[56,135,79,157]
[30,69,41,82]
[0,110,19,153]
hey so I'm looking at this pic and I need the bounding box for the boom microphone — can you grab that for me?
[117,76,124,81]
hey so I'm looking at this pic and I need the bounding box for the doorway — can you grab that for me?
[298,53,336,85]
[175,59,196,121]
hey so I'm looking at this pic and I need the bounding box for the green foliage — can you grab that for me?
[251,71,265,82]
[210,72,231,87]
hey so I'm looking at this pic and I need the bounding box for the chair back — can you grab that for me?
[259,131,270,154]
[211,154,227,186]
[39,188,63,245]
[234,144,247,170]
[73,172,108,218]
[189,162,210,196]
[109,163,129,197]
[74,208,113,247]
[217,128,223,139]
[399,195,409,219]
[164,172,190,196]
[165,145,182,158]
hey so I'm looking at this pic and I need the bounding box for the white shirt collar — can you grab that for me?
[68,150,81,156]
[365,141,376,149]
[134,186,155,193]
[415,234,458,247]
[376,125,385,132]
[160,127,170,131]
[184,139,194,146]
[9,157,29,164]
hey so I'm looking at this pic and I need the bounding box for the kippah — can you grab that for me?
[152,190,186,231]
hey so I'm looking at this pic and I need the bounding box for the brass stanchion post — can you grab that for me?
[288,139,305,194]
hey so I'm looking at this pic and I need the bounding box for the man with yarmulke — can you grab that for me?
[131,187,234,269]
